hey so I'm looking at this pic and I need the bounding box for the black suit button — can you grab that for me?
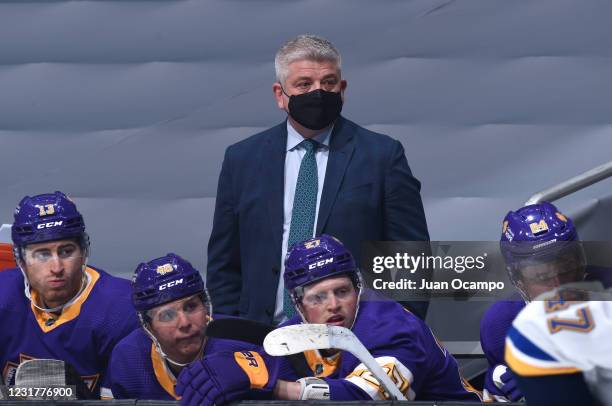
[272,267,280,275]
[265,308,273,317]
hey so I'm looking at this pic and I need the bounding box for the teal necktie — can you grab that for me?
[283,139,318,319]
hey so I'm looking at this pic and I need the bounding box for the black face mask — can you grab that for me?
[284,88,343,130]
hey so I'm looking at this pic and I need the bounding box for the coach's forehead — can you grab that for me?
[285,59,340,79]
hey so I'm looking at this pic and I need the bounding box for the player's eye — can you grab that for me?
[32,251,52,262]
[305,292,326,306]
[157,309,177,323]
[183,301,200,313]
[335,287,350,298]
[57,246,77,259]
[315,292,328,305]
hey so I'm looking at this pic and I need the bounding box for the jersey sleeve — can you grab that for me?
[505,298,587,377]
[480,300,524,401]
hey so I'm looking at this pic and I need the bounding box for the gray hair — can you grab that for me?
[275,34,342,85]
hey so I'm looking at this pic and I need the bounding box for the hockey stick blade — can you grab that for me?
[264,324,407,400]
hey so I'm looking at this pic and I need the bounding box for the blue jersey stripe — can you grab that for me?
[508,325,555,362]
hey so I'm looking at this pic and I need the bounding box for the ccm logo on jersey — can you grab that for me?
[308,258,334,269]
[159,278,183,290]
[36,221,63,229]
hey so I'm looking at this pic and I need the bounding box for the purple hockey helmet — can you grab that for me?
[11,191,88,254]
[132,253,207,313]
[500,202,585,292]
[284,235,361,300]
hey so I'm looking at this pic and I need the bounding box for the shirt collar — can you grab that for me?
[286,120,332,152]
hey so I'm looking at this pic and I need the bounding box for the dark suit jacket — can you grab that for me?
[207,116,429,324]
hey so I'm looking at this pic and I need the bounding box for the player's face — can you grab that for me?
[21,239,85,309]
[273,59,347,110]
[148,294,209,364]
[299,275,358,328]
[518,260,584,300]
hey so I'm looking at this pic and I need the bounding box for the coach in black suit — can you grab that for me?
[207,35,429,325]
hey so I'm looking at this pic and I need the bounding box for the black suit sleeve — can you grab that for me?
[383,140,431,319]
[207,146,242,316]
[383,140,429,242]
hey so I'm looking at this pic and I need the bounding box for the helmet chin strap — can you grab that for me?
[20,255,90,314]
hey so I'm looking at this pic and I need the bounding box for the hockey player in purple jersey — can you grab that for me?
[0,191,139,396]
[101,253,260,400]
[480,202,587,401]
[176,235,481,405]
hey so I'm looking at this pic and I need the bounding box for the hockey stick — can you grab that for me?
[206,318,313,377]
[14,359,91,399]
[264,324,407,400]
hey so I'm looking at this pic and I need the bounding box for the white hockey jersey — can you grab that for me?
[505,283,612,405]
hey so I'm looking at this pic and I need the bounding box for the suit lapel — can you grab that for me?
[263,122,288,253]
[317,117,355,234]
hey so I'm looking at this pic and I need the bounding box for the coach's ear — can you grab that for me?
[273,82,286,110]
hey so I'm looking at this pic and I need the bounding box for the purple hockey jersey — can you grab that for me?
[278,295,482,401]
[479,298,525,400]
[101,326,264,400]
[0,267,138,395]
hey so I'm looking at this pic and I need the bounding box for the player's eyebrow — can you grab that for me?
[30,247,51,254]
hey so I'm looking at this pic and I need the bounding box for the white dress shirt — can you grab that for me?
[274,121,332,323]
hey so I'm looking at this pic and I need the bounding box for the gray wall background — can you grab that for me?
[2,0,612,340]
